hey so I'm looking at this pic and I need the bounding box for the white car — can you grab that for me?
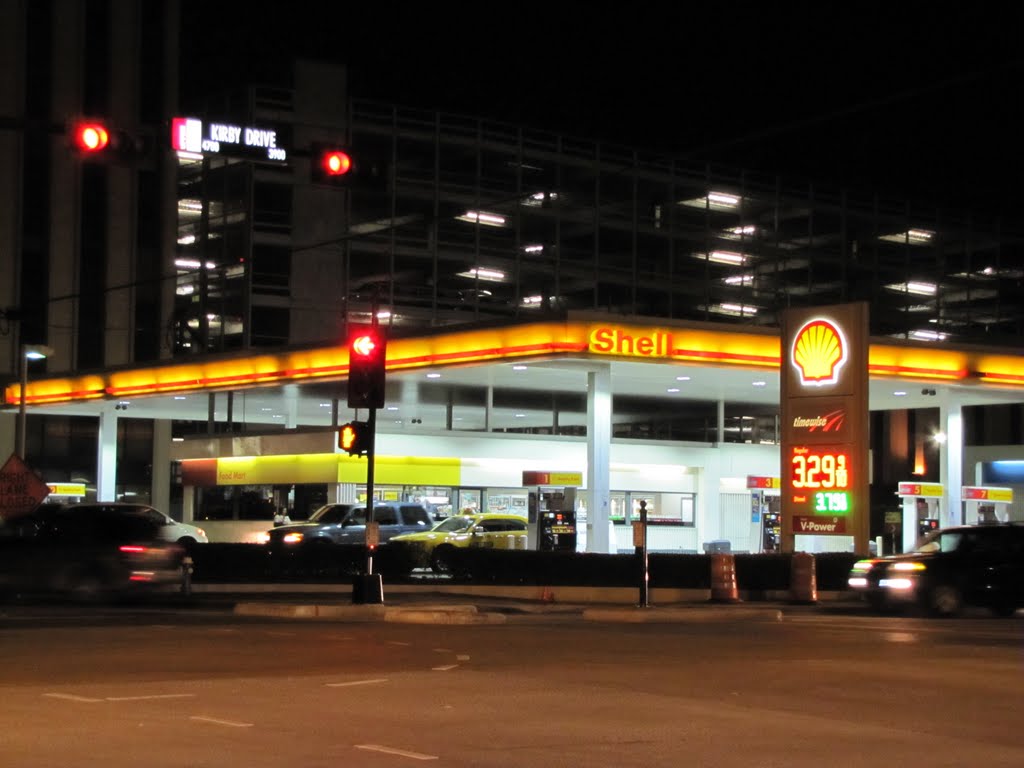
[65,502,209,546]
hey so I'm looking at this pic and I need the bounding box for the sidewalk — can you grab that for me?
[212,582,856,625]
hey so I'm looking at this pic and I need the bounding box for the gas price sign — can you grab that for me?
[789,445,852,517]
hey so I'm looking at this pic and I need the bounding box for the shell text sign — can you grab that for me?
[792,318,848,387]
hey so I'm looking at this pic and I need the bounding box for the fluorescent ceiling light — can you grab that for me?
[679,191,742,211]
[880,229,935,245]
[909,329,948,342]
[709,302,758,316]
[723,274,754,285]
[885,281,937,296]
[696,250,747,265]
[177,234,196,245]
[456,267,506,282]
[523,244,544,253]
[456,210,506,227]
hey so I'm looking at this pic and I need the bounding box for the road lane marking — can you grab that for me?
[356,744,438,761]
[325,678,388,688]
[190,716,253,728]
[456,654,470,661]
[387,640,412,646]
[44,693,101,703]
[432,648,452,653]
[105,694,196,702]
[432,664,459,672]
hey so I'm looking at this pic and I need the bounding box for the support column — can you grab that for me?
[151,419,172,515]
[587,364,613,553]
[717,399,725,444]
[940,395,964,527]
[96,409,118,502]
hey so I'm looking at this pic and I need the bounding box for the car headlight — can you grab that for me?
[282,532,304,544]
[850,559,877,573]
[254,532,271,545]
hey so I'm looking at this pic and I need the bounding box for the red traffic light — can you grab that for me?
[71,121,110,152]
[320,149,352,177]
[347,326,386,409]
[350,333,377,358]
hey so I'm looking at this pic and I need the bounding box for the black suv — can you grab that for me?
[261,501,435,549]
[0,503,185,601]
[848,523,1024,617]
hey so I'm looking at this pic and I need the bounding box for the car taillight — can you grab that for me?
[120,545,150,554]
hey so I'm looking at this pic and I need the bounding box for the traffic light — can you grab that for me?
[66,118,148,163]
[338,421,370,456]
[71,121,110,153]
[311,144,355,185]
[347,325,387,409]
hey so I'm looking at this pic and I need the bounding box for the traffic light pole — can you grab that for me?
[364,406,377,576]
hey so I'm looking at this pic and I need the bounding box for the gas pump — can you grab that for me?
[529,487,577,551]
[962,486,1014,525]
[896,482,944,553]
[747,476,781,553]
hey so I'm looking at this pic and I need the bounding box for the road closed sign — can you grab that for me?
[0,453,51,521]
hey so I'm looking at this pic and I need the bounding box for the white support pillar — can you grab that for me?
[96,409,119,502]
[717,399,726,444]
[284,384,299,429]
[151,419,172,514]
[587,364,613,553]
[940,395,964,527]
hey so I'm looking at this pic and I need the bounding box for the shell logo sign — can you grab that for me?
[791,318,848,387]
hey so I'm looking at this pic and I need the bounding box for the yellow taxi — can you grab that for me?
[390,513,528,573]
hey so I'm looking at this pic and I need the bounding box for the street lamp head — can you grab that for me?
[23,345,55,360]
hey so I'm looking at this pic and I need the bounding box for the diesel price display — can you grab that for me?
[789,445,851,514]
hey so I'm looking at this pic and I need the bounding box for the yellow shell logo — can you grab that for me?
[792,319,847,386]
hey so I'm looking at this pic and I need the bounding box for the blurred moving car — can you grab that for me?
[0,503,186,601]
[257,501,434,548]
[848,523,1024,617]
[390,512,528,573]
[67,502,208,546]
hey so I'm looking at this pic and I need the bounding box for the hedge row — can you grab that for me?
[187,544,859,592]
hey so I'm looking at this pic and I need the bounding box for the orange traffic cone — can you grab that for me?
[709,553,740,603]
[789,552,818,604]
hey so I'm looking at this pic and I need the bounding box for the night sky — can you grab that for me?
[180,2,1024,219]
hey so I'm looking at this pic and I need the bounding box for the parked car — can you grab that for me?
[0,503,186,601]
[257,501,435,549]
[65,502,208,547]
[390,513,528,573]
[848,523,1024,617]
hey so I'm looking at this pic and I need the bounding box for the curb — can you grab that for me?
[582,605,784,623]
[233,601,507,625]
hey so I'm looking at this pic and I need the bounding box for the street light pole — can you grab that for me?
[16,345,54,460]
[17,348,28,458]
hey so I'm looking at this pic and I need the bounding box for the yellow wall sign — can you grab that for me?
[522,471,583,486]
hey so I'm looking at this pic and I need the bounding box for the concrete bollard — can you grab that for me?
[789,552,818,604]
[709,552,740,603]
[180,556,193,596]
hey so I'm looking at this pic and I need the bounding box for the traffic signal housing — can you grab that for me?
[311,144,355,186]
[347,326,387,409]
[66,118,149,163]
[338,421,370,456]
[310,143,386,190]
